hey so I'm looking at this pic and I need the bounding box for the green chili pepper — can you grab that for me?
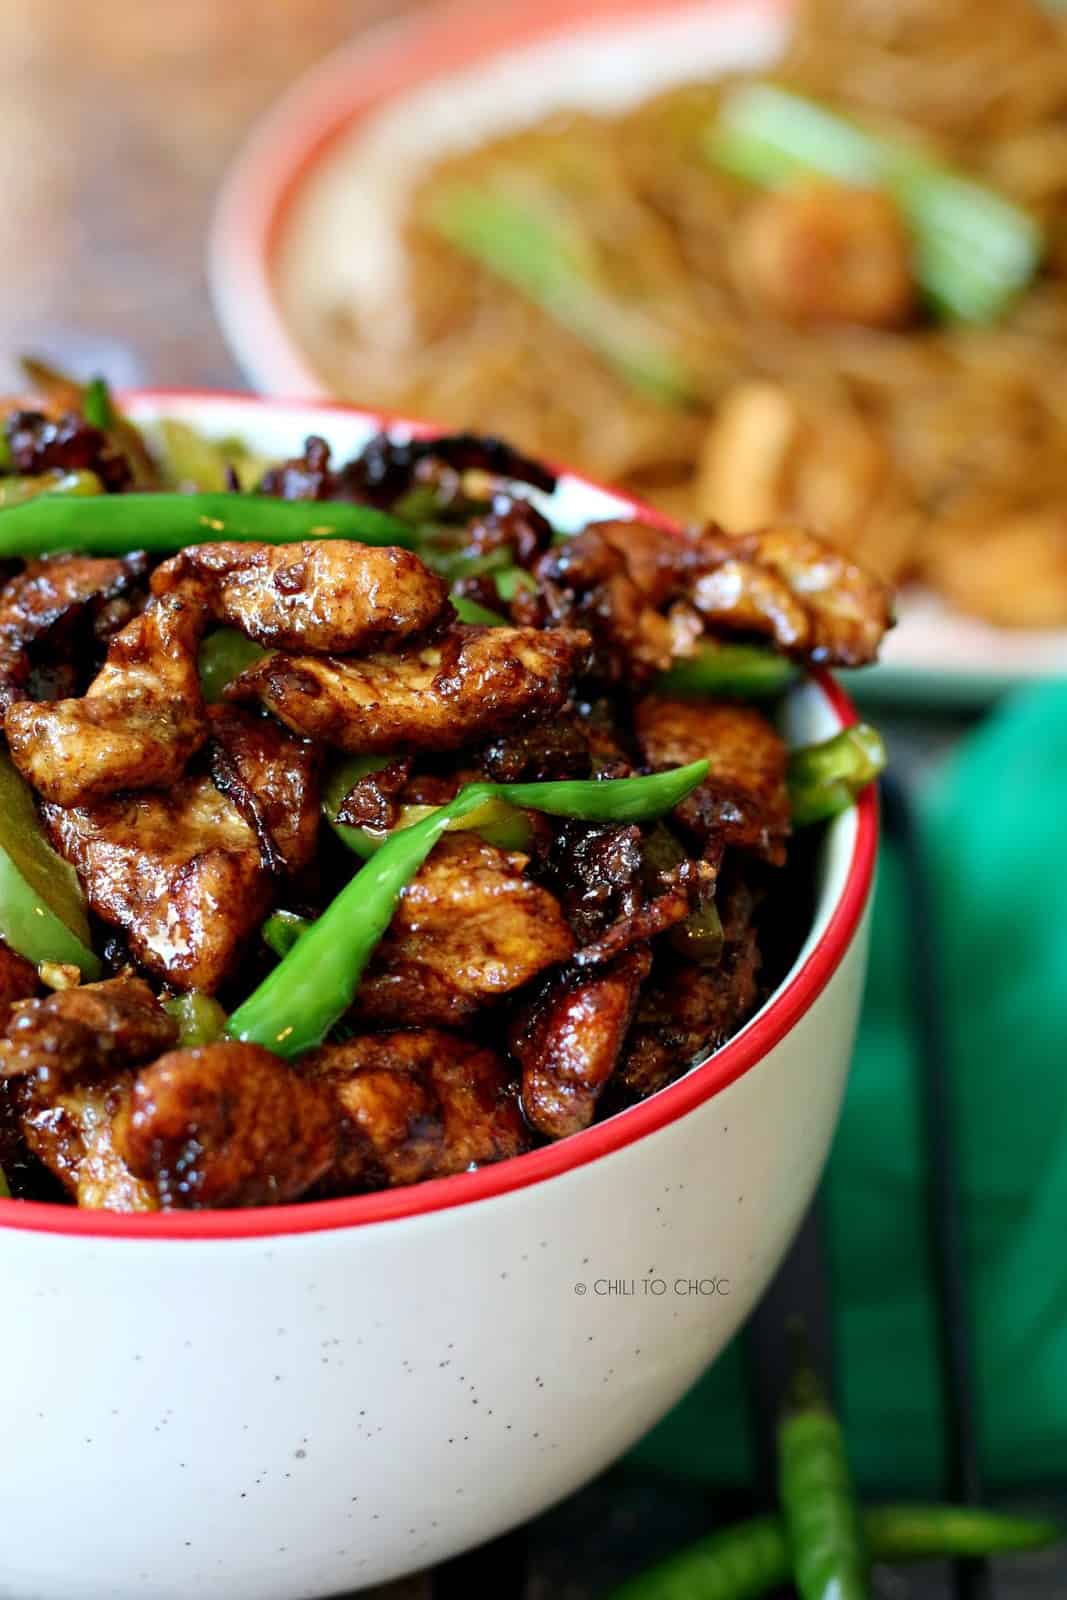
[0,492,414,559]
[261,910,312,959]
[778,1325,869,1600]
[788,724,886,827]
[494,565,537,601]
[229,761,709,1058]
[0,470,104,509]
[151,419,268,492]
[162,992,228,1047]
[198,628,269,703]
[608,1506,1060,1600]
[0,752,100,978]
[82,376,115,432]
[452,594,509,626]
[656,641,797,700]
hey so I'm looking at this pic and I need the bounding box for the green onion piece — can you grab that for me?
[656,640,797,700]
[0,470,104,509]
[262,910,312,959]
[708,84,1043,324]
[425,182,698,405]
[162,992,228,1048]
[82,376,115,432]
[230,762,709,1057]
[0,753,100,977]
[452,594,509,626]
[198,629,269,703]
[788,723,886,826]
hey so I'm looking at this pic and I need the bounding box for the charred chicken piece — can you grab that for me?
[634,695,791,864]
[0,975,177,1085]
[354,833,574,1028]
[535,517,892,670]
[43,705,321,993]
[0,554,147,713]
[226,625,590,754]
[6,590,208,807]
[343,430,558,507]
[534,821,644,944]
[5,408,133,492]
[511,945,651,1139]
[152,540,451,654]
[121,1043,336,1209]
[19,1073,158,1211]
[618,877,763,1099]
[305,1029,528,1191]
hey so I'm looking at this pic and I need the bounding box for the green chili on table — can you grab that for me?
[788,724,886,827]
[778,1330,869,1600]
[608,1506,1060,1600]
[0,752,100,978]
[0,492,414,558]
[228,762,710,1058]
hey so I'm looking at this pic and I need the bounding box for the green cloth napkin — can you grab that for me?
[630,680,1067,1493]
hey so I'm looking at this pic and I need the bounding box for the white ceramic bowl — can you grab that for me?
[0,395,876,1600]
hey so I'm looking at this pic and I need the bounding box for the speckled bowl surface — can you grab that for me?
[0,394,876,1600]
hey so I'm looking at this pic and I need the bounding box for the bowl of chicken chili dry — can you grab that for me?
[0,377,884,1599]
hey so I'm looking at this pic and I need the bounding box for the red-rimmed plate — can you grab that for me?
[209,0,1067,702]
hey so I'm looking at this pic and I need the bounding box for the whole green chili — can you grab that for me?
[0,491,414,558]
[608,1506,1060,1600]
[227,761,709,1058]
[778,1326,869,1600]
[788,724,886,827]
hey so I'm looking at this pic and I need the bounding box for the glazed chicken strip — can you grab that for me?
[634,695,791,864]
[226,624,590,753]
[43,713,320,992]
[152,540,451,653]
[511,946,652,1140]
[1,975,179,1212]
[120,1043,336,1209]
[0,975,177,1084]
[537,518,892,669]
[354,833,575,1028]
[19,1074,158,1212]
[6,589,208,807]
[0,553,146,713]
[304,1029,528,1191]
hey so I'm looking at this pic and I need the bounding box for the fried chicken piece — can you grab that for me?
[305,1029,528,1191]
[19,1073,158,1211]
[121,1044,336,1209]
[0,554,147,713]
[0,975,176,1085]
[152,540,451,654]
[0,941,39,1024]
[534,821,644,943]
[511,946,651,1139]
[634,695,791,864]
[572,864,714,967]
[39,702,320,992]
[6,590,208,806]
[226,625,590,754]
[354,834,574,1027]
[536,518,892,670]
[45,779,269,993]
[5,409,133,492]
[618,879,763,1099]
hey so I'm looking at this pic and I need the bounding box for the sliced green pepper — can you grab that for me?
[198,628,269,703]
[162,992,228,1047]
[0,752,100,977]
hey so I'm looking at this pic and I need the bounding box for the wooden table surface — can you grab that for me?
[1,0,426,392]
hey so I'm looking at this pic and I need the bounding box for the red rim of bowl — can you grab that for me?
[208,0,782,398]
[0,390,877,1240]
